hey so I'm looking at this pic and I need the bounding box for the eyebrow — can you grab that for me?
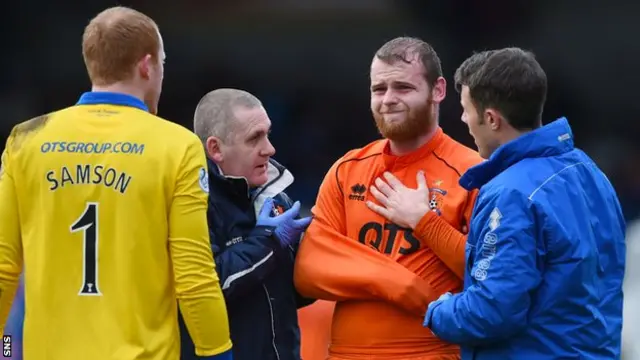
[249,126,271,138]
[393,80,414,86]
[371,80,415,88]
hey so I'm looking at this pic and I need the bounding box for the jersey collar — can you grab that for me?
[381,127,444,169]
[76,92,149,112]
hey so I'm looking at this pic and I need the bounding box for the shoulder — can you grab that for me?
[474,181,537,226]
[488,158,554,200]
[11,112,54,136]
[319,140,384,195]
[330,139,385,177]
[5,111,61,156]
[143,116,205,165]
[433,132,484,175]
[338,139,386,163]
[147,115,202,146]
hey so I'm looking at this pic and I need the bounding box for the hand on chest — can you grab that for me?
[343,165,464,258]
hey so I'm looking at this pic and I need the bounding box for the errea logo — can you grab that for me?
[348,183,366,201]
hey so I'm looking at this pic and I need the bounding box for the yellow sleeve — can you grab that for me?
[0,133,23,332]
[169,136,232,357]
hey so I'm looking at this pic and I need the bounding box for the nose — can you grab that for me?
[382,90,398,106]
[262,138,276,157]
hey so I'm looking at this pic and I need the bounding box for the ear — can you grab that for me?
[138,54,153,80]
[484,109,503,131]
[205,136,224,164]
[431,76,447,103]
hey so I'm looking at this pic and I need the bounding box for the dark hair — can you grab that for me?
[454,48,547,130]
[375,36,443,87]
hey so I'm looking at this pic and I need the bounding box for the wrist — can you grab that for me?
[409,205,432,229]
[416,209,438,229]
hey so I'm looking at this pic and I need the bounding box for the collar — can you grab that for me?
[459,117,574,190]
[76,92,149,112]
[208,158,294,205]
[208,159,250,197]
[380,127,445,169]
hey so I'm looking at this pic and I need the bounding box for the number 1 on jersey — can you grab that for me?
[71,202,102,296]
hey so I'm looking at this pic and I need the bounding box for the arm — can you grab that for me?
[211,224,280,301]
[294,161,437,316]
[292,238,316,310]
[425,189,541,345]
[277,192,317,309]
[290,235,316,309]
[0,133,23,332]
[413,189,478,279]
[169,137,232,357]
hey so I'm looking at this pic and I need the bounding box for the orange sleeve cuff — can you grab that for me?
[414,211,467,279]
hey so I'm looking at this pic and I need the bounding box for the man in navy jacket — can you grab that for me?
[181,88,314,360]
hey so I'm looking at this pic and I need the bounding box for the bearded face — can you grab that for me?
[370,57,439,142]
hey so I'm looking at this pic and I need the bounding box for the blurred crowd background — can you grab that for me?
[2,0,639,359]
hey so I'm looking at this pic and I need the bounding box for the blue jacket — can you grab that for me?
[425,118,626,359]
[180,159,314,360]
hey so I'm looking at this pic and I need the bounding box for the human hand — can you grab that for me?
[366,171,431,229]
[423,292,452,328]
[256,198,312,248]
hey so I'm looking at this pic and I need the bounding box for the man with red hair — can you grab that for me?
[295,37,481,359]
[0,7,232,360]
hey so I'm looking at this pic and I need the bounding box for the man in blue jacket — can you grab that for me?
[420,48,626,358]
[180,88,314,360]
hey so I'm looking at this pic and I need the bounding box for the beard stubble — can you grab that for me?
[374,95,435,143]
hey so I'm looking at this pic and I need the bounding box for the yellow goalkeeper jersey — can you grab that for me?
[0,92,232,359]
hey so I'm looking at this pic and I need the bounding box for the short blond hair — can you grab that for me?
[82,6,161,86]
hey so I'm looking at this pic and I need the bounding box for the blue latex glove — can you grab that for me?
[256,198,312,248]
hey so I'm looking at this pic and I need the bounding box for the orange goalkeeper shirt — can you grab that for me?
[295,127,482,359]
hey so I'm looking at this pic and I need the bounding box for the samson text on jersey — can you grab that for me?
[0,92,232,360]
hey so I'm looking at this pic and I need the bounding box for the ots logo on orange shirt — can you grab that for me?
[357,222,421,256]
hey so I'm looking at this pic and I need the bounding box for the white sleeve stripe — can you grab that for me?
[221,251,274,290]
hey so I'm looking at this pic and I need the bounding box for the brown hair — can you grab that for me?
[82,6,161,86]
[375,36,443,86]
[454,48,547,130]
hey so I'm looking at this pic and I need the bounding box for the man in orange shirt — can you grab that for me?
[294,37,482,359]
